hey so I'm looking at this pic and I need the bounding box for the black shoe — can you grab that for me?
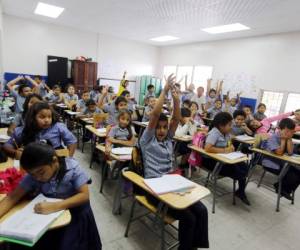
[235,191,251,206]
[273,184,292,201]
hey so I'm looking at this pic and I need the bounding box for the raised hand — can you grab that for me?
[164,74,176,92]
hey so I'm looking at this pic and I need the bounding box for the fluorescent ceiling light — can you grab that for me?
[150,36,179,42]
[34,2,64,18]
[202,23,250,34]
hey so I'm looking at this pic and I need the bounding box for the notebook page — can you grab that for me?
[0,194,64,244]
[217,152,246,160]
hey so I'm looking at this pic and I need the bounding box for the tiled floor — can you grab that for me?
[75,145,300,250]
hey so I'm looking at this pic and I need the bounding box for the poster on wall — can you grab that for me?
[221,72,259,99]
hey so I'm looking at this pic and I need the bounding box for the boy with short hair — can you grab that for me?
[231,110,253,136]
[76,91,90,112]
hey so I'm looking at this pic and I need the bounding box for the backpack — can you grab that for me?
[188,132,207,167]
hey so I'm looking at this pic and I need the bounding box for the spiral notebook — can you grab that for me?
[0,194,64,247]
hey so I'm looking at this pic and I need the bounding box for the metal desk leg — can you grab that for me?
[89,136,96,168]
[211,162,222,214]
[276,163,290,212]
[112,163,125,215]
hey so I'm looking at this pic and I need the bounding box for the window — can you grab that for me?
[176,66,193,90]
[162,65,213,92]
[284,93,300,112]
[193,66,213,92]
[261,91,284,117]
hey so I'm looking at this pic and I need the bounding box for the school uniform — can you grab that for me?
[191,94,206,113]
[37,82,48,97]
[103,102,119,125]
[76,99,87,111]
[89,90,100,102]
[11,89,25,113]
[142,106,152,122]
[175,122,197,156]
[182,91,196,102]
[12,113,24,127]
[5,122,77,149]
[262,132,300,194]
[81,107,102,116]
[207,107,222,119]
[203,127,248,195]
[223,105,237,115]
[140,127,209,249]
[64,93,79,102]
[19,157,101,250]
[253,112,267,121]
[108,125,135,148]
[231,122,246,136]
[193,112,204,126]
[45,93,61,104]
[144,90,155,99]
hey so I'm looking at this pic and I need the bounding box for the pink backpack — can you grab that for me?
[188,132,206,167]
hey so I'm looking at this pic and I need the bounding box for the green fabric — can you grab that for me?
[139,75,162,105]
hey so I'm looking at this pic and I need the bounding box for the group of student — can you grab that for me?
[0,73,300,250]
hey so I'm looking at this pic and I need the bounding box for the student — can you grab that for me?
[223,92,241,115]
[120,90,135,113]
[247,111,293,135]
[79,99,102,118]
[33,75,51,98]
[117,71,129,96]
[254,103,267,121]
[105,109,136,155]
[7,75,37,113]
[76,91,90,112]
[142,96,156,122]
[140,75,209,249]
[45,85,64,104]
[231,110,253,136]
[190,101,204,126]
[243,105,254,123]
[191,86,206,113]
[203,112,250,205]
[182,99,192,109]
[145,84,155,99]
[89,85,101,102]
[207,99,222,119]
[261,118,300,200]
[3,102,77,159]
[0,142,102,250]
[99,87,128,125]
[183,82,196,101]
[64,84,79,110]
[293,109,300,128]
[8,94,43,135]
[206,78,222,109]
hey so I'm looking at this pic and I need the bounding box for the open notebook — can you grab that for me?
[111,147,133,155]
[0,194,64,247]
[144,174,196,195]
[217,152,246,160]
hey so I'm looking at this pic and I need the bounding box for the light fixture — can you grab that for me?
[34,2,65,18]
[202,23,250,34]
[150,36,179,42]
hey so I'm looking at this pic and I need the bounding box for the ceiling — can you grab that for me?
[3,0,300,46]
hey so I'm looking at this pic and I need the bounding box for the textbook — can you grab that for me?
[0,194,64,247]
[144,174,196,195]
[217,152,246,160]
[234,135,254,141]
[111,147,133,155]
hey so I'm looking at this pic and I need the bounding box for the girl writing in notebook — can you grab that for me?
[203,112,251,205]
[140,74,209,250]
[105,109,136,155]
[3,102,77,159]
[0,142,102,250]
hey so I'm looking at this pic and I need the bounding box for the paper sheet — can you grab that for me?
[111,147,133,155]
[217,152,246,160]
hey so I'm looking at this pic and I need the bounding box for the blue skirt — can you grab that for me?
[11,202,102,250]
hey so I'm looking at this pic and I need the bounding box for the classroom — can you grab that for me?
[0,0,300,250]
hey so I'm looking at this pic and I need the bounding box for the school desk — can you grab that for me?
[202,117,213,126]
[96,144,132,214]
[132,121,148,137]
[85,125,107,168]
[0,195,71,245]
[188,145,249,213]
[122,170,210,250]
[0,157,14,172]
[251,148,300,211]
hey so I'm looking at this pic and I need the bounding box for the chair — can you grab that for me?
[123,169,179,250]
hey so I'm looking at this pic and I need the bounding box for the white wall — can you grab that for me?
[159,32,300,97]
[2,14,159,86]
[0,1,4,80]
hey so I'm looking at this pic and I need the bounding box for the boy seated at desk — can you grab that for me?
[144,84,155,105]
[206,99,222,119]
[44,85,64,104]
[261,118,300,200]
[231,110,253,136]
[175,107,197,170]
[76,91,90,112]
[78,99,102,118]
[142,96,156,122]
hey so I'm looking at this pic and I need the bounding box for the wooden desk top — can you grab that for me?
[251,148,300,166]
[79,117,94,124]
[0,196,71,231]
[173,135,193,143]
[96,144,132,162]
[188,145,249,164]
[85,125,106,137]
[123,171,210,210]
